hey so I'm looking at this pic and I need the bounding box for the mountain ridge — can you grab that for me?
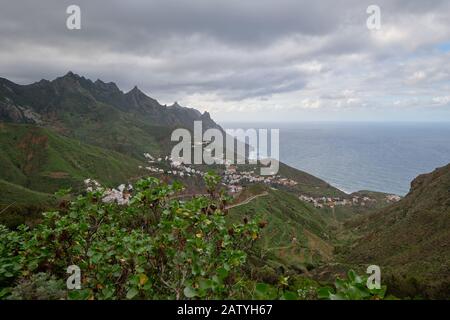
[343,163,450,298]
[0,73,222,159]
[0,72,217,131]
[0,72,347,203]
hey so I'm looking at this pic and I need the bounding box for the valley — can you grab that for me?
[0,73,449,299]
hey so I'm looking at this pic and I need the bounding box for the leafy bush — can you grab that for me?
[317,270,387,300]
[251,275,320,300]
[6,273,66,300]
[0,174,262,300]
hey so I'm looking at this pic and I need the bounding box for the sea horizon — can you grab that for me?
[221,121,450,196]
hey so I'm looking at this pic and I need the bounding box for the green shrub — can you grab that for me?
[317,269,387,300]
[6,273,66,300]
[0,174,261,300]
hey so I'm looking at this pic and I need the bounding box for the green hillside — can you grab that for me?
[0,73,218,159]
[277,162,346,197]
[0,179,56,228]
[0,123,144,195]
[341,164,450,299]
[228,185,334,273]
[1,73,351,202]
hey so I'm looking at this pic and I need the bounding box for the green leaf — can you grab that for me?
[55,188,72,197]
[217,267,228,280]
[0,287,11,299]
[329,293,347,300]
[183,286,197,298]
[68,289,92,300]
[335,278,346,291]
[199,279,213,290]
[281,291,298,300]
[317,286,333,299]
[126,288,139,299]
[255,283,269,297]
[347,270,357,282]
[347,269,363,284]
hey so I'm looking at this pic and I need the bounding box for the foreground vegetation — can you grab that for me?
[0,173,259,299]
[342,164,450,299]
[0,173,386,300]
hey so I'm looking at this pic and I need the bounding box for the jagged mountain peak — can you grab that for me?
[201,111,212,119]
[94,79,121,93]
[60,71,81,80]
[66,70,77,77]
[123,85,161,108]
[52,71,89,88]
[0,73,222,132]
[126,85,146,97]
[170,101,182,108]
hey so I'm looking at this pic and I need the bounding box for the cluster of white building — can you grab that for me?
[139,154,299,194]
[223,165,298,188]
[139,153,205,178]
[84,152,305,204]
[299,193,402,209]
[84,178,133,205]
[386,194,402,202]
[299,195,348,208]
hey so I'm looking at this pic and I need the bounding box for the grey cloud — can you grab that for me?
[0,0,449,121]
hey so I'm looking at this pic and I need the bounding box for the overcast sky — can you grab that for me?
[1,0,450,122]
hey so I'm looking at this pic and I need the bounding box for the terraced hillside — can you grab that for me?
[343,164,450,298]
[228,185,334,273]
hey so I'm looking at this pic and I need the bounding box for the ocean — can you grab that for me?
[221,122,450,195]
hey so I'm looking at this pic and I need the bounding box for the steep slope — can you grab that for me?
[277,162,346,197]
[228,185,334,272]
[343,163,450,298]
[0,123,144,194]
[0,179,56,228]
[0,73,349,198]
[0,72,219,159]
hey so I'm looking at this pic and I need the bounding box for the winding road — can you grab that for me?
[225,191,269,210]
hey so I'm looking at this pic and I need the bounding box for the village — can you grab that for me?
[299,193,402,209]
[87,152,300,206]
[140,152,298,194]
[87,152,402,210]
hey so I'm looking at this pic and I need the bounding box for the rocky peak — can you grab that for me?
[126,86,147,98]
[0,73,222,131]
[201,111,212,119]
[94,79,121,93]
[63,71,80,80]
[170,101,182,108]
[52,71,84,88]
[123,85,159,109]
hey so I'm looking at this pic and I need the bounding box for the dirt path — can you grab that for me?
[225,191,269,210]
[167,191,269,210]
[0,202,16,215]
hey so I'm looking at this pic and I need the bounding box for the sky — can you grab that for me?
[1,0,450,122]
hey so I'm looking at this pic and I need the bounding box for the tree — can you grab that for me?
[0,173,261,300]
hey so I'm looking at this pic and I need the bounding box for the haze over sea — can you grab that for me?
[221,122,450,196]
